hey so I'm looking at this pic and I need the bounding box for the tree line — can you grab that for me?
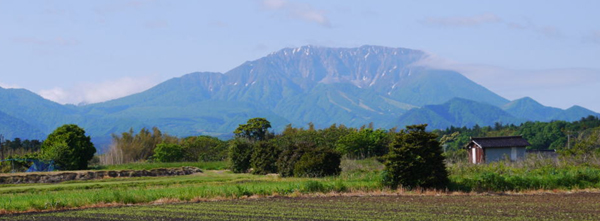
[227,118,448,188]
[4,115,600,189]
[435,115,600,152]
[0,138,42,160]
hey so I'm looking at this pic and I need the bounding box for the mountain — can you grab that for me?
[0,109,45,139]
[502,97,599,122]
[552,106,599,121]
[83,45,509,132]
[502,97,563,121]
[395,98,525,130]
[0,87,80,137]
[0,45,597,147]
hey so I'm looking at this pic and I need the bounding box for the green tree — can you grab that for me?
[250,140,280,175]
[382,124,449,189]
[181,136,227,161]
[233,118,272,141]
[41,124,96,170]
[228,138,253,173]
[153,143,184,162]
[559,127,600,157]
[336,128,389,159]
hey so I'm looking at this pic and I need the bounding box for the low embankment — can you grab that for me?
[0,166,202,184]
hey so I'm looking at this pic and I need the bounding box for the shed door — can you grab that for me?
[511,147,517,161]
[472,148,477,164]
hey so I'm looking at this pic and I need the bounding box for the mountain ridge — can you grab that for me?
[0,46,597,147]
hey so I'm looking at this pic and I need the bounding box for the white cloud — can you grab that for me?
[0,82,20,89]
[39,76,160,105]
[262,0,286,9]
[507,21,563,38]
[39,87,71,104]
[260,0,331,28]
[422,13,502,27]
[415,54,600,112]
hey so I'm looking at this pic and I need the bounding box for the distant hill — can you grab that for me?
[552,106,599,122]
[502,97,599,122]
[0,109,45,139]
[395,98,525,130]
[0,45,597,148]
[502,97,564,122]
[0,87,80,139]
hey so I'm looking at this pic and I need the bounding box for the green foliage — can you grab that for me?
[558,127,600,158]
[108,127,179,163]
[181,136,227,162]
[335,128,389,159]
[0,138,42,160]
[41,124,96,170]
[274,139,341,178]
[293,147,341,177]
[228,138,253,173]
[153,143,185,163]
[276,142,309,177]
[436,116,600,154]
[448,156,600,191]
[519,121,568,150]
[382,124,449,189]
[233,118,272,141]
[250,141,280,175]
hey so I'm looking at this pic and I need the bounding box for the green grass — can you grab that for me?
[2,157,600,214]
[0,169,381,213]
[448,157,600,191]
[91,161,228,171]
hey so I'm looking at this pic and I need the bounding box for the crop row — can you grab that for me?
[5,193,600,220]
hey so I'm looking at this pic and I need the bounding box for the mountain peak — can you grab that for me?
[269,45,426,58]
[504,97,543,109]
[5,45,595,144]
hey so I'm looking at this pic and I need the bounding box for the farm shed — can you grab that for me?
[466,136,530,164]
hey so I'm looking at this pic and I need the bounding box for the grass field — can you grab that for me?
[1,158,600,216]
[0,168,381,214]
[3,192,600,220]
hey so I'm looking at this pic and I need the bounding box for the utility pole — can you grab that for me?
[0,134,3,160]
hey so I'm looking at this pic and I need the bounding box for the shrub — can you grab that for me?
[382,124,449,189]
[251,140,280,175]
[276,143,306,177]
[275,140,341,178]
[153,143,184,162]
[293,147,341,177]
[229,138,253,173]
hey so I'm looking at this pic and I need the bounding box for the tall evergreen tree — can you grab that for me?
[382,124,449,189]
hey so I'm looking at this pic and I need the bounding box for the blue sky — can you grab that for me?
[1,0,599,111]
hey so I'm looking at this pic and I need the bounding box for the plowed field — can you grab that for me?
[3,192,600,220]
